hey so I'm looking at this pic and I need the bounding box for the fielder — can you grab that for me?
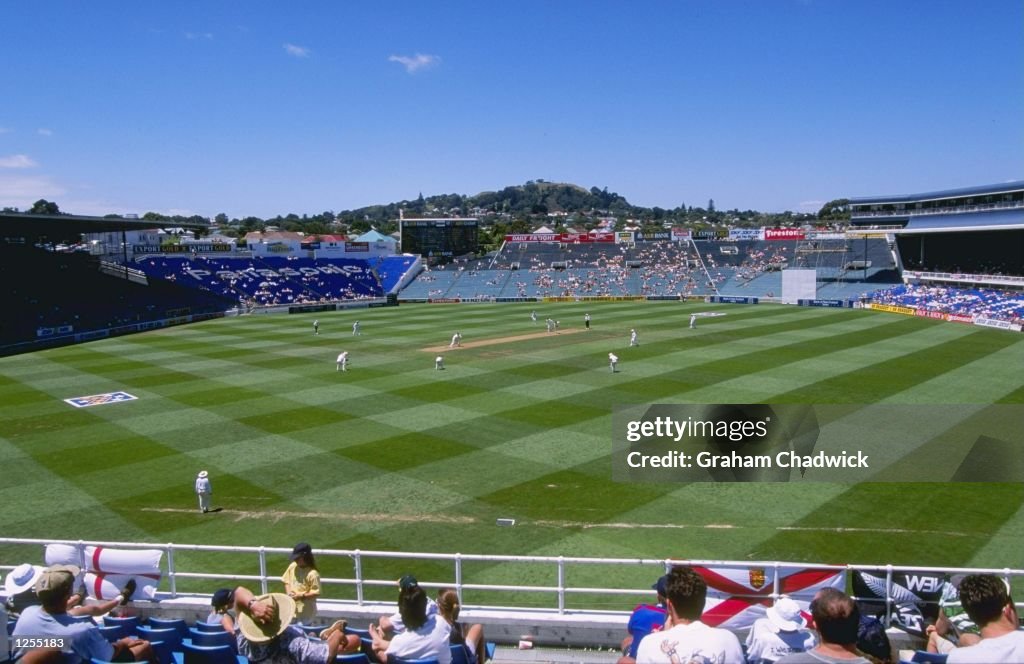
[546,318,555,333]
[531,311,537,324]
[313,320,319,336]
[336,351,348,372]
[195,470,212,513]
[629,328,639,347]
[352,321,361,336]
[690,314,697,329]
[584,313,591,330]
[435,355,445,370]
[609,353,619,373]
[449,332,462,348]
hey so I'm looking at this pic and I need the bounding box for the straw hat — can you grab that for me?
[238,593,295,644]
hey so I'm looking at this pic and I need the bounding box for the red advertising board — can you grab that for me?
[764,228,805,241]
[504,232,615,243]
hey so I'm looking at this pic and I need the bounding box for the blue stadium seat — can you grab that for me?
[137,626,183,649]
[449,644,471,664]
[192,622,228,634]
[97,625,126,642]
[187,628,236,651]
[171,643,245,664]
[910,652,948,664]
[146,618,190,641]
[103,615,141,634]
[147,639,176,664]
[386,657,440,664]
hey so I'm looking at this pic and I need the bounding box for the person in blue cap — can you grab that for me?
[617,574,669,662]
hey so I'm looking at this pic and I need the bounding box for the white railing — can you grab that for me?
[1,537,1021,623]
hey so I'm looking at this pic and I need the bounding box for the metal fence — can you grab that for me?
[2,537,1021,621]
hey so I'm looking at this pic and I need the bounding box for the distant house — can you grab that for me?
[244,230,304,256]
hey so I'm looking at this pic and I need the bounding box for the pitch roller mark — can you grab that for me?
[140,507,975,537]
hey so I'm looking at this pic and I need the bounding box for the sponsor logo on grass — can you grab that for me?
[64,392,138,408]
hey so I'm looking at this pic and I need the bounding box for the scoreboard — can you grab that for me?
[400,218,478,259]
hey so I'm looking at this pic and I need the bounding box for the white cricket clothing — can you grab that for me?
[635,620,744,664]
[336,352,348,371]
[352,322,361,335]
[690,314,697,329]
[609,353,619,372]
[744,618,817,663]
[385,614,451,664]
[195,476,212,512]
[435,356,444,370]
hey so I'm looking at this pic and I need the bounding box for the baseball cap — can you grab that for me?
[399,574,419,590]
[35,565,80,602]
[289,542,312,561]
[652,575,668,598]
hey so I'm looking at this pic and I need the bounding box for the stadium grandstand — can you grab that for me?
[0,212,420,356]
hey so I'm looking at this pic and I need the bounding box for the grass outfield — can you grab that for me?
[1,301,1022,607]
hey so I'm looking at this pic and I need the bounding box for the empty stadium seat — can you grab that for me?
[103,615,141,634]
[186,628,235,650]
[136,626,182,649]
[386,657,440,664]
[191,622,228,634]
[146,618,190,640]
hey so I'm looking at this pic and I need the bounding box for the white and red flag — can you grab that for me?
[690,564,846,630]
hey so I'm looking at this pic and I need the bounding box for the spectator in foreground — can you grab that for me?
[281,542,320,625]
[437,588,486,664]
[207,587,236,630]
[945,574,1024,663]
[776,588,871,663]
[745,595,817,663]
[617,574,669,663]
[11,565,154,663]
[369,575,451,664]
[5,564,137,619]
[634,566,743,664]
[231,586,360,663]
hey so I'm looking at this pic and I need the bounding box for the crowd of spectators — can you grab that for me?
[137,256,386,307]
[869,285,1024,323]
[6,562,1022,664]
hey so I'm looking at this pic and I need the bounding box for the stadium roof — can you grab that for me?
[0,211,209,242]
[850,181,1024,205]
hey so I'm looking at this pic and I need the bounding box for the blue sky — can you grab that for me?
[1,1,1022,218]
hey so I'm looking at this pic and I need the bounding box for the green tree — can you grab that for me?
[817,198,850,221]
[28,199,61,215]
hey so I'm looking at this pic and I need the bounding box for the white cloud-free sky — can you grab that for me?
[1,1,1022,218]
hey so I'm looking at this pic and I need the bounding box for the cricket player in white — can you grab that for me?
[313,320,319,335]
[450,332,462,348]
[435,355,444,370]
[195,470,212,513]
[584,313,591,330]
[531,311,537,324]
[546,318,555,333]
[337,351,348,372]
[630,328,638,346]
[689,314,697,329]
[608,353,619,373]
[352,321,361,336]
